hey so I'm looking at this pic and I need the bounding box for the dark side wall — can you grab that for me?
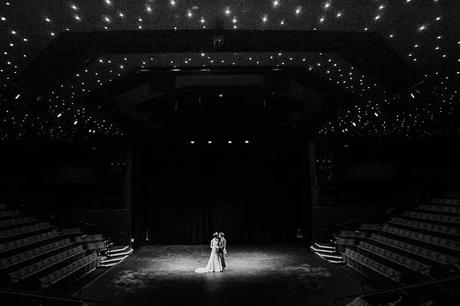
[0,141,132,244]
[311,137,460,239]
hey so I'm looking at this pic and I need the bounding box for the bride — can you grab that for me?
[195,232,223,273]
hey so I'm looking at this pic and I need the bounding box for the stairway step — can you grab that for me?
[311,248,345,264]
[314,242,336,249]
[101,254,130,265]
[108,245,130,253]
[310,244,337,254]
[107,246,133,257]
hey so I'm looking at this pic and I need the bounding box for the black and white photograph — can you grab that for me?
[0,1,459,305]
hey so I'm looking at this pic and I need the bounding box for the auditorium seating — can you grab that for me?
[370,233,457,265]
[404,211,460,225]
[357,241,430,275]
[344,248,401,283]
[336,238,356,253]
[39,252,100,288]
[358,224,381,231]
[389,217,460,237]
[334,195,460,288]
[418,204,460,214]
[61,228,83,235]
[432,198,460,205]
[382,225,460,251]
[75,234,104,243]
[0,238,72,270]
[0,230,60,255]
[9,246,85,282]
[339,230,368,239]
[0,204,109,293]
[0,216,36,228]
[86,241,107,251]
[0,222,53,240]
[0,209,22,218]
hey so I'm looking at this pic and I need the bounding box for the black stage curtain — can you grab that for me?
[132,137,310,245]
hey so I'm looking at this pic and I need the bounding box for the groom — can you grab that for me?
[218,232,227,271]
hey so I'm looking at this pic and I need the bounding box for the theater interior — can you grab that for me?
[0,1,459,305]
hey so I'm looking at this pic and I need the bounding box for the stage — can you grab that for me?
[78,245,362,306]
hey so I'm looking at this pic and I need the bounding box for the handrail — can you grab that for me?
[77,220,129,239]
[334,275,460,306]
[315,203,416,235]
[0,288,109,305]
[18,204,130,241]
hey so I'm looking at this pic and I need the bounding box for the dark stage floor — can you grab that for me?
[78,245,362,306]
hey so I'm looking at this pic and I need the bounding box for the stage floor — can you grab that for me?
[79,245,362,306]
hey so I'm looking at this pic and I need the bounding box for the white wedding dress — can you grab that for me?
[195,238,223,273]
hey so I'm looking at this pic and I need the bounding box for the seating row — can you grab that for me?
[358,241,430,274]
[358,224,381,231]
[0,238,72,269]
[432,198,460,206]
[344,248,401,282]
[370,233,457,265]
[9,246,84,281]
[404,211,460,225]
[39,252,99,288]
[0,210,22,218]
[61,228,83,235]
[86,241,107,251]
[339,231,368,239]
[0,230,59,254]
[419,205,460,215]
[390,217,460,237]
[0,216,35,228]
[336,238,356,253]
[75,234,104,243]
[0,222,52,240]
[382,225,460,251]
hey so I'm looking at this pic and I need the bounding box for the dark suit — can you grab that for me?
[218,237,227,269]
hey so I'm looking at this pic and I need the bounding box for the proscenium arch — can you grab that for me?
[15,30,419,95]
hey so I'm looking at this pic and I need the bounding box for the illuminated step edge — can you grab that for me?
[310,245,345,264]
[108,245,131,255]
[100,246,133,268]
[99,254,130,267]
[314,242,336,250]
[310,245,336,254]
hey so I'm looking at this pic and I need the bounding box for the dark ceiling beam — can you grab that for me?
[16,30,418,95]
[79,67,355,121]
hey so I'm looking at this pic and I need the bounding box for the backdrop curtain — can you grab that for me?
[132,136,310,245]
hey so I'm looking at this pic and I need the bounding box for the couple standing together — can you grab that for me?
[195,232,227,273]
